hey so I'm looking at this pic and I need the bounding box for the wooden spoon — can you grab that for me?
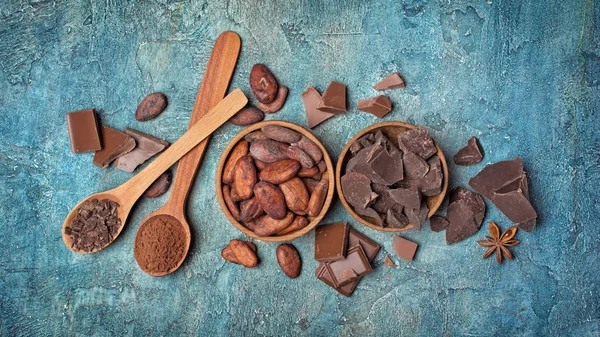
[61,89,248,253]
[134,31,241,276]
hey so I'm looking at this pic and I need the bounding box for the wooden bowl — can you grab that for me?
[335,121,449,232]
[216,120,335,242]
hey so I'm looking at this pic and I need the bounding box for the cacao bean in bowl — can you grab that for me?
[335,121,449,232]
[216,120,335,242]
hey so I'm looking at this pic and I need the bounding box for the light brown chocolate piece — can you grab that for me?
[93,126,136,168]
[357,95,392,118]
[373,72,405,90]
[317,81,347,114]
[66,109,102,153]
[302,86,334,128]
[115,128,169,172]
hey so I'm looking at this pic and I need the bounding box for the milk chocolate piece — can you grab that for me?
[373,72,406,90]
[115,128,169,172]
[388,186,421,209]
[445,187,486,244]
[403,151,429,180]
[315,263,358,297]
[429,215,449,232]
[326,245,372,288]
[302,86,334,128]
[348,227,381,262]
[392,236,418,262]
[454,136,483,166]
[398,127,437,160]
[314,222,349,262]
[93,126,136,168]
[469,158,537,231]
[405,201,429,231]
[317,81,347,114]
[341,172,378,209]
[66,109,102,153]
[384,255,395,267]
[357,95,392,118]
[419,156,443,196]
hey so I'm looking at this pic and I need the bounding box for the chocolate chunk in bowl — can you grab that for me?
[335,121,448,232]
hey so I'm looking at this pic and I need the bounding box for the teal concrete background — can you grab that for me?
[1,0,599,336]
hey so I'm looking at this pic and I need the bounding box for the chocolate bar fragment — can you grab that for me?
[348,227,381,262]
[388,186,421,209]
[419,156,443,196]
[371,183,397,213]
[368,146,404,185]
[373,72,405,90]
[314,222,349,262]
[302,86,334,128]
[454,136,483,166]
[346,145,389,185]
[392,236,418,262]
[115,128,169,172]
[325,245,372,288]
[316,263,358,297]
[469,158,536,231]
[355,206,384,227]
[317,81,347,114]
[429,215,449,232]
[445,187,486,244]
[357,95,393,118]
[341,172,378,209]
[398,127,437,160]
[93,126,136,168]
[403,151,429,180]
[66,109,102,153]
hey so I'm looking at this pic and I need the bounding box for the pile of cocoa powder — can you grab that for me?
[134,215,186,274]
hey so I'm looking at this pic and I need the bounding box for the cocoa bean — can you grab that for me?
[253,181,287,220]
[286,146,315,169]
[317,160,327,173]
[229,105,264,126]
[276,216,309,235]
[223,185,241,221]
[222,140,249,184]
[244,131,269,142]
[257,86,288,113]
[276,244,302,278]
[291,136,323,162]
[250,64,279,104]
[240,197,264,223]
[144,170,172,198]
[306,179,329,217]
[229,239,258,268]
[279,177,309,213]
[230,186,242,202]
[254,212,295,236]
[259,159,300,184]
[135,92,167,121]
[262,124,302,143]
[221,241,256,264]
[254,158,268,171]
[297,166,319,178]
[302,178,320,194]
[249,140,289,163]
[232,156,257,200]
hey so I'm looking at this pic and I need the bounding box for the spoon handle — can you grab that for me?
[116,89,247,200]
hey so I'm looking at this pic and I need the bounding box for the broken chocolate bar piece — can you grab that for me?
[392,236,418,262]
[398,127,437,160]
[93,126,136,168]
[454,136,483,166]
[357,95,393,118]
[302,86,334,128]
[341,172,378,209]
[469,158,537,231]
[348,227,381,262]
[419,155,443,196]
[115,128,169,172]
[373,72,406,90]
[445,187,486,244]
[317,81,347,114]
[405,201,429,231]
[429,215,449,232]
[403,151,429,180]
[325,245,372,288]
[66,109,102,153]
[314,222,349,262]
[388,186,421,209]
[315,263,358,297]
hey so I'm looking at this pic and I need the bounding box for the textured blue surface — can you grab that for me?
[1,0,599,336]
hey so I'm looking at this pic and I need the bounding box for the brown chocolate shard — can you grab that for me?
[93,126,136,168]
[429,215,449,232]
[302,86,334,128]
[398,127,437,160]
[392,236,418,262]
[357,95,393,118]
[341,172,378,210]
[314,222,349,262]
[445,187,486,244]
[326,245,372,288]
[454,136,483,166]
[388,186,421,210]
[384,255,395,267]
[373,72,406,90]
[348,227,381,262]
[66,109,102,153]
[468,158,524,199]
[115,128,169,172]
[317,81,347,114]
[403,151,429,180]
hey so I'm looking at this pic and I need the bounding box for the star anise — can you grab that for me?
[477,222,519,265]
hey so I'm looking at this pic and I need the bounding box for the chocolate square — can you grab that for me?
[317,81,347,114]
[325,245,373,288]
[315,263,358,297]
[348,227,381,262]
[392,236,418,262]
[66,109,102,153]
[93,126,136,168]
[314,222,349,262]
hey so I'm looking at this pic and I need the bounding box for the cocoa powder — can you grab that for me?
[134,215,186,274]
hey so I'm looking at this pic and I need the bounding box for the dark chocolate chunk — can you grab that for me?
[368,147,404,185]
[115,128,169,172]
[93,126,136,168]
[317,81,347,114]
[346,145,389,185]
[341,172,379,209]
[392,236,418,262]
[349,141,363,156]
[419,155,443,196]
[388,186,421,209]
[429,215,449,232]
[445,187,486,244]
[405,201,429,231]
[453,136,483,166]
[371,183,397,213]
[325,245,372,288]
[66,109,102,153]
[357,95,393,118]
[398,127,437,160]
[374,130,392,146]
[446,216,480,245]
[348,227,381,262]
[355,206,384,227]
[468,158,524,199]
[356,133,375,148]
[403,151,429,180]
[387,208,410,229]
[314,222,349,262]
[315,263,358,297]
[302,86,334,128]
[373,72,405,90]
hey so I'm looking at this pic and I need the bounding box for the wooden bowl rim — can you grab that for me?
[216,120,335,242]
[335,121,449,232]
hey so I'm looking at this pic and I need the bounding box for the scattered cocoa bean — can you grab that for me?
[222,140,249,184]
[240,197,264,223]
[253,181,287,220]
[254,212,295,236]
[276,216,309,235]
[229,239,258,268]
[244,131,269,142]
[297,166,319,178]
[259,159,301,184]
[221,241,256,264]
[229,105,264,126]
[144,170,172,198]
[223,185,241,221]
[286,146,314,169]
[250,64,279,104]
[136,92,167,121]
[257,86,288,113]
[279,177,309,213]
[306,179,329,217]
[249,139,289,163]
[233,156,257,200]
[262,124,302,143]
[291,136,323,162]
[276,244,302,278]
